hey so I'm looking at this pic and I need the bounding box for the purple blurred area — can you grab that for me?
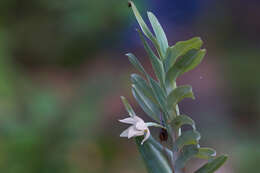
[0,0,259,172]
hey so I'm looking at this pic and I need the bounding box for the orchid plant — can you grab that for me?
[119,1,227,173]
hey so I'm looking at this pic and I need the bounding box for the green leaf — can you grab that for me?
[147,12,168,57]
[196,148,217,160]
[129,1,155,44]
[120,96,136,117]
[132,85,161,122]
[164,37,203,72]
[126,53,147,75]
[135,136,172,173]
[137,30,165,86]
[172,114,196,130]
[146,122,166,129]
[148,77,168,117]
[173,130,201,152]
[165,49,206,87]
[182,49,206,73]
[129,1,162,58]
[131,73,156,103]
[167,85,195,108]
[175,144,199,170]
[195,155,228,173]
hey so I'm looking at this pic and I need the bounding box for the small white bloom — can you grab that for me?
[119,115,150,145]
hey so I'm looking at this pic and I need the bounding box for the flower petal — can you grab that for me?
[128,126,137,138]
[133,115,145,123]
[135,121,147,131]
[128,126,144,138]
[119,117,136,124]
[141,128,150,145]
[120,128,129,137]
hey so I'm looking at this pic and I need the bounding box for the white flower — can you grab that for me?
[119,115,150,145]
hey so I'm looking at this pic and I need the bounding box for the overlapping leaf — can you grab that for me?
[172,114,195,130]
[166,49,206,87]
[164,37,203,72]
[136,136,172,173]
[131,74,156,103]
[175,144,199,170]
[195,147,216,160]
[195,155,228,173]
[167,85,195,107]
[132,85,161,122]
[173,130,201,152]
[120,96,136,117]
[138,30,165,86]
[129,1,162,58]
[126,53,147,75]
[147,12,168,58]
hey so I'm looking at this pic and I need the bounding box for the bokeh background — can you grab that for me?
[0,0,259,172]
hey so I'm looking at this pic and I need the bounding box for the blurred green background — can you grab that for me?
[0,0,259,172]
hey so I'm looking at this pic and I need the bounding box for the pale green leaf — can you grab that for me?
[120,96,136,117]
[164,37,203,72]
[129,1,155,43]
[172,114,196,130]
[137,30,165,86]
[129,1,162,58]
[131,73,156,103]
[182,49,206,73]
[173,130,201,152]
[165,49,206,87]
[132,85,161,122]
[167,85,195,108]
[196,148,217,160]
[148,77,168,117]
[175,145,199,171]
[147,12,168,57]
[126,53,146,75]
[195,155,228,173]
[135,136,172,173]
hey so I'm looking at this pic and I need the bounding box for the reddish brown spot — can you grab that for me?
[159,128,168,142]
[128,1,132,8]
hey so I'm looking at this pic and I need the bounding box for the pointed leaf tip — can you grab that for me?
[147,11,168,57]
[121,96,136,117]
[195,155,228,173]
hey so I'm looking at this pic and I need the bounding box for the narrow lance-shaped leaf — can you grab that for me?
[129,1,155,43]
[167,85,195,108]
[126,53,147,75]
[195,148,217,160]
[175,144,199,171]
[147,11,168,58]
[172,114,196,130]
[164,37,203,72]
[132,85,161,122]
[129,1,162,57]
[135,136,172,173]
[166,49,206,88]
[195,155,228,173]
[137,30,165,86]
[131,74,157,103]
[148,77,169,119]
[173,130,201,152]
[121,96,136,117]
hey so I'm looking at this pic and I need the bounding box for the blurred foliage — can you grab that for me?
[0,30,117,172]
[0,0,130,66]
